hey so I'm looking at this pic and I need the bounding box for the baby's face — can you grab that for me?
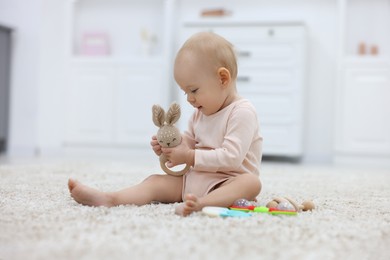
[174,52,228,116]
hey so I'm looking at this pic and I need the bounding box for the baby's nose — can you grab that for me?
[187,94,195,103]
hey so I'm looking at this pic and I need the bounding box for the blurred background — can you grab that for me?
[0,0,389,167]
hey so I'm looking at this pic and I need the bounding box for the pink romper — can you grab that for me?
[181,99,262,200]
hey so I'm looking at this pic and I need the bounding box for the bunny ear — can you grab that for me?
[152,105,165,127]
[165,102,181,125]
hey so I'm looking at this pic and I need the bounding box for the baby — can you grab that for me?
[68,32,263,216]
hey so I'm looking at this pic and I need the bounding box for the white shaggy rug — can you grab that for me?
[0,159,389,260]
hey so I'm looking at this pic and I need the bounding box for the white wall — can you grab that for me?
[0,0,349,163]
[0,0,67,157]
[0,0,42,156]
[36,0,67,156]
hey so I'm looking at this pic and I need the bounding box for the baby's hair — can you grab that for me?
[177,32,238,80]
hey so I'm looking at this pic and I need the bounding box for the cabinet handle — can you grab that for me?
[237,51,251,57]
[237,76,250,82]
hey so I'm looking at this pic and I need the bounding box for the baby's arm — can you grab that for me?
[182,132,196,149]
[195,107,259,172]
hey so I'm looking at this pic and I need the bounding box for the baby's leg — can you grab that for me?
[68,179,114,207]
[176,173,261,216]
[68,174,183,207]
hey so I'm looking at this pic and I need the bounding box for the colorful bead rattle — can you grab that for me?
[230,198,299,216]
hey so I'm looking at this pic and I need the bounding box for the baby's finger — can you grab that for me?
[166,161,175,168]
[153,145,162,153]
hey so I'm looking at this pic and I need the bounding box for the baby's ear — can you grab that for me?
[152,105,165,127]
[218,67,231,87]
[165,103,181,125]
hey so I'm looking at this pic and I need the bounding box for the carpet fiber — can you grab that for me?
[1,160,389,260]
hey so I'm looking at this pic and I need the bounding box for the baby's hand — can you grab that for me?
[162,142,194,168]
[150,135,162,156]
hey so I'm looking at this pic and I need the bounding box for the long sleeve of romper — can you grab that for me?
[183,99,262,175]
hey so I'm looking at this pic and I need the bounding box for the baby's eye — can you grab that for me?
[191,88,198,94]
[172,138,177,142]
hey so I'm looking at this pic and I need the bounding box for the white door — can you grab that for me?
[338,68,390,154]
[114,67,164,146]
[65,67,114,144]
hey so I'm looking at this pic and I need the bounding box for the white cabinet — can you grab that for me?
[335,0,390,164]
[63,0,174,148]
[64,62,163,146]
[177,24,306,157]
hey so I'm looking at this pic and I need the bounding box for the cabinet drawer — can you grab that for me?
[224,26,305,43]
[237,67,299,92]
[180,26,269,43]
[261,124,302,156]
[182,25,305,42]
[244,93,299,124]
[235,42,303,68]
[235,43,295,66]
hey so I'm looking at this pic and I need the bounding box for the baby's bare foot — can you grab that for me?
[175,194,203,217]
[68,178,114,207]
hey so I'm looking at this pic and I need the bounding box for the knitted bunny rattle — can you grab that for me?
[152,103,191,177]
